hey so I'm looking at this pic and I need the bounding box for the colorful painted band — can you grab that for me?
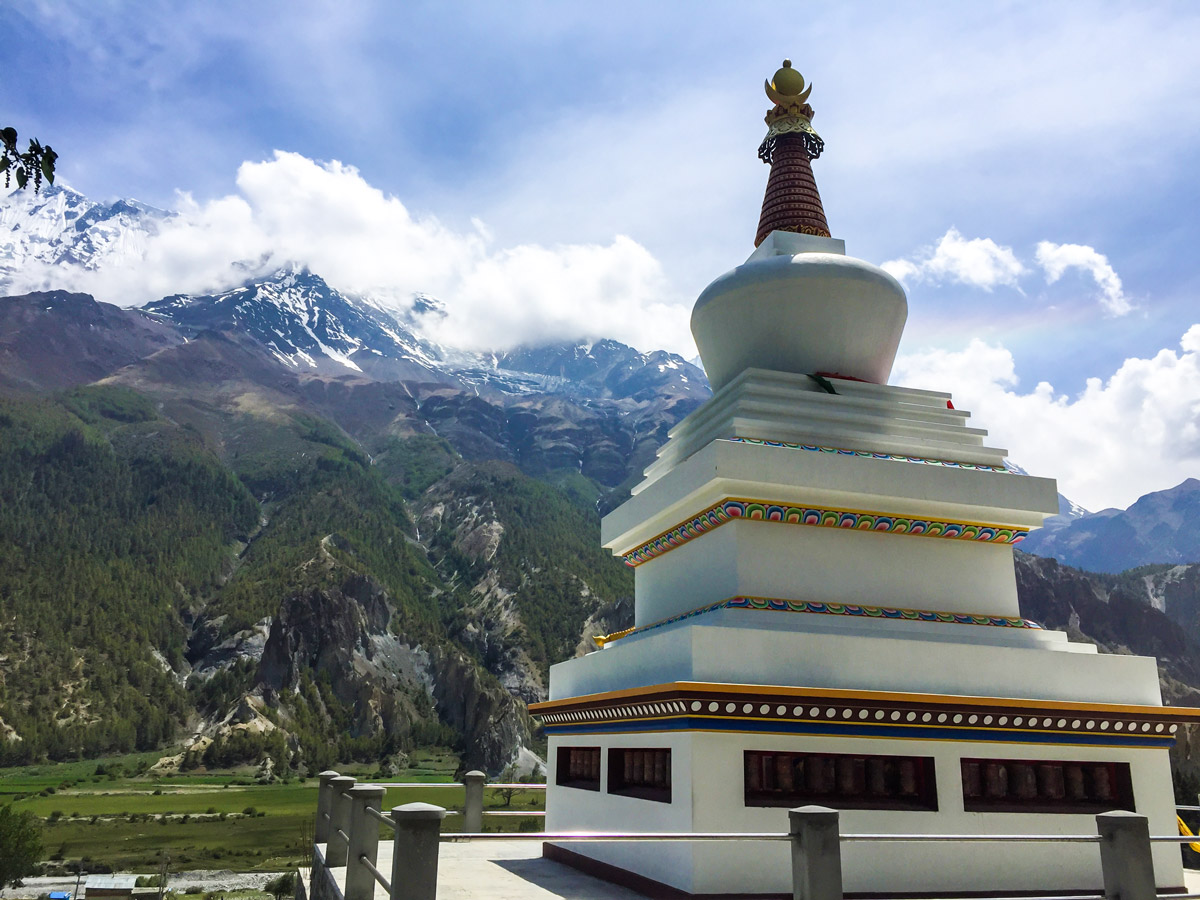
[726,437,1010,473]
[592,595,1042,647]
[622,498,1028,567]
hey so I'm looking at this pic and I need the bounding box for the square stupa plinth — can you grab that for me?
[530,62,1200,897]
[534,366,1189,895]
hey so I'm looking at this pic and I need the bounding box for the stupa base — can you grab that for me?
[542,724,1183,896]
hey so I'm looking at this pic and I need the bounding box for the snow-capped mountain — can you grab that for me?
[0,184,171,285]
[494,339,708,401]
[138,266,707,401]
[1,184,707,401]
[144,266,444,380]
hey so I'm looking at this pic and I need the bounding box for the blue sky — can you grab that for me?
[4,0,1200,508]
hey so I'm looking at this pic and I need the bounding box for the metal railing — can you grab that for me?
[310,770,1193,900]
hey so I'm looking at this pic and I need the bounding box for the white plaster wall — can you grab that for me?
[546,732,697,892]
[634,519,1022,626]
[604,437,1058,555]
[687,732,1182,895]
[549,620,1162,706]
[690,253,908,391]
[634,529,741,627]
[545,731,1182,894]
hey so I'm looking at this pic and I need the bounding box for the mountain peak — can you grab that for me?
[142,269,441,378]
[1166,477,1200,493]
[2,183,172,289]
[1022,476,1200,572]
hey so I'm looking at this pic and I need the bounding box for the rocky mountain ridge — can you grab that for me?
[1021,478,1200,573]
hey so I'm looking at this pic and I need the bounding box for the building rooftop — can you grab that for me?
[84,876,140,891]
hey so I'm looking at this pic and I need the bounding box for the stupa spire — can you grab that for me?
[754,60,830,246]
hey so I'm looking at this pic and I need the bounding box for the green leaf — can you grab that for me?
[15,167,27,189]
[806,373,838,395]
[0,126,17,150]
[41,156,55,184]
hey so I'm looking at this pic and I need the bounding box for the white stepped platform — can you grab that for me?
[637,368,1008,493]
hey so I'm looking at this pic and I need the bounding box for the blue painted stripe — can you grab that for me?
[543,716,1173,748]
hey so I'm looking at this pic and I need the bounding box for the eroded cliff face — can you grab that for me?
[424,643,532,774]
[415,461,630,705]
[1015,552,1200,700]
[258,570,427,738]
[249,554,531,773]
[1014,551,1200,788]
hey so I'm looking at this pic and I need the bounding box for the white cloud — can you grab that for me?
[881,228,1026,290]
[881,230,1135,318]
[1035,241,1132,316]
[893,328,1200,511]
[7,152,695,356]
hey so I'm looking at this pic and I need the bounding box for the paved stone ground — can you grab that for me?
[434,842,642,900]
[322,844,1200,900]
[323,840,640,900]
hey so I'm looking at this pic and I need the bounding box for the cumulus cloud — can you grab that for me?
[1035,240,1132,316]
[881,227,1026,290]
[11,152,694,355]
[882,229,1135,318]
[893,327,1200,510]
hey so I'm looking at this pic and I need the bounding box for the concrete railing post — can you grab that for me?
[325,775,357,867]
[789,806,843,900]
[345,784,386,900]
[389,803,447,900]
[462,770,486,833]
[1097,810,1156,900]
[315,771,341,843]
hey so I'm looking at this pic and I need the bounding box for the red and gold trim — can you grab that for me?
[532,682,1200,749]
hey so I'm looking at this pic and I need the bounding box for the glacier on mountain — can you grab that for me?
[1,183,171,287]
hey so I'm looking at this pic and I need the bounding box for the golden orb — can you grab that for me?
[771,59,805,96]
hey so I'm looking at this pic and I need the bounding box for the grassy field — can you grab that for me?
[1,749,546,873]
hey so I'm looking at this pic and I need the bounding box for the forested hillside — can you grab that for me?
[0,379,633,772]
[0,387,258,759]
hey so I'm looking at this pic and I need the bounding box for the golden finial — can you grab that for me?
[758,59,824,164]
[765,59,813,107]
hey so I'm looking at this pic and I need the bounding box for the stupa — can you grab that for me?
[530,62,1197,897]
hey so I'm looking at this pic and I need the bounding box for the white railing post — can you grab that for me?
[345,784,386,900]
[1097,810,1156,900]
[325,775,357,867]
[462,771,486,833]
[315,771,341,843]
[789,806,842,900]
[389,803,447,900]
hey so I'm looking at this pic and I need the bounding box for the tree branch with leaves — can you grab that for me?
[2,127,57,192]
[0,804,43,888]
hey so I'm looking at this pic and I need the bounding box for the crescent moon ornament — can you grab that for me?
[764,79,787,106]
[764,78,813,107]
